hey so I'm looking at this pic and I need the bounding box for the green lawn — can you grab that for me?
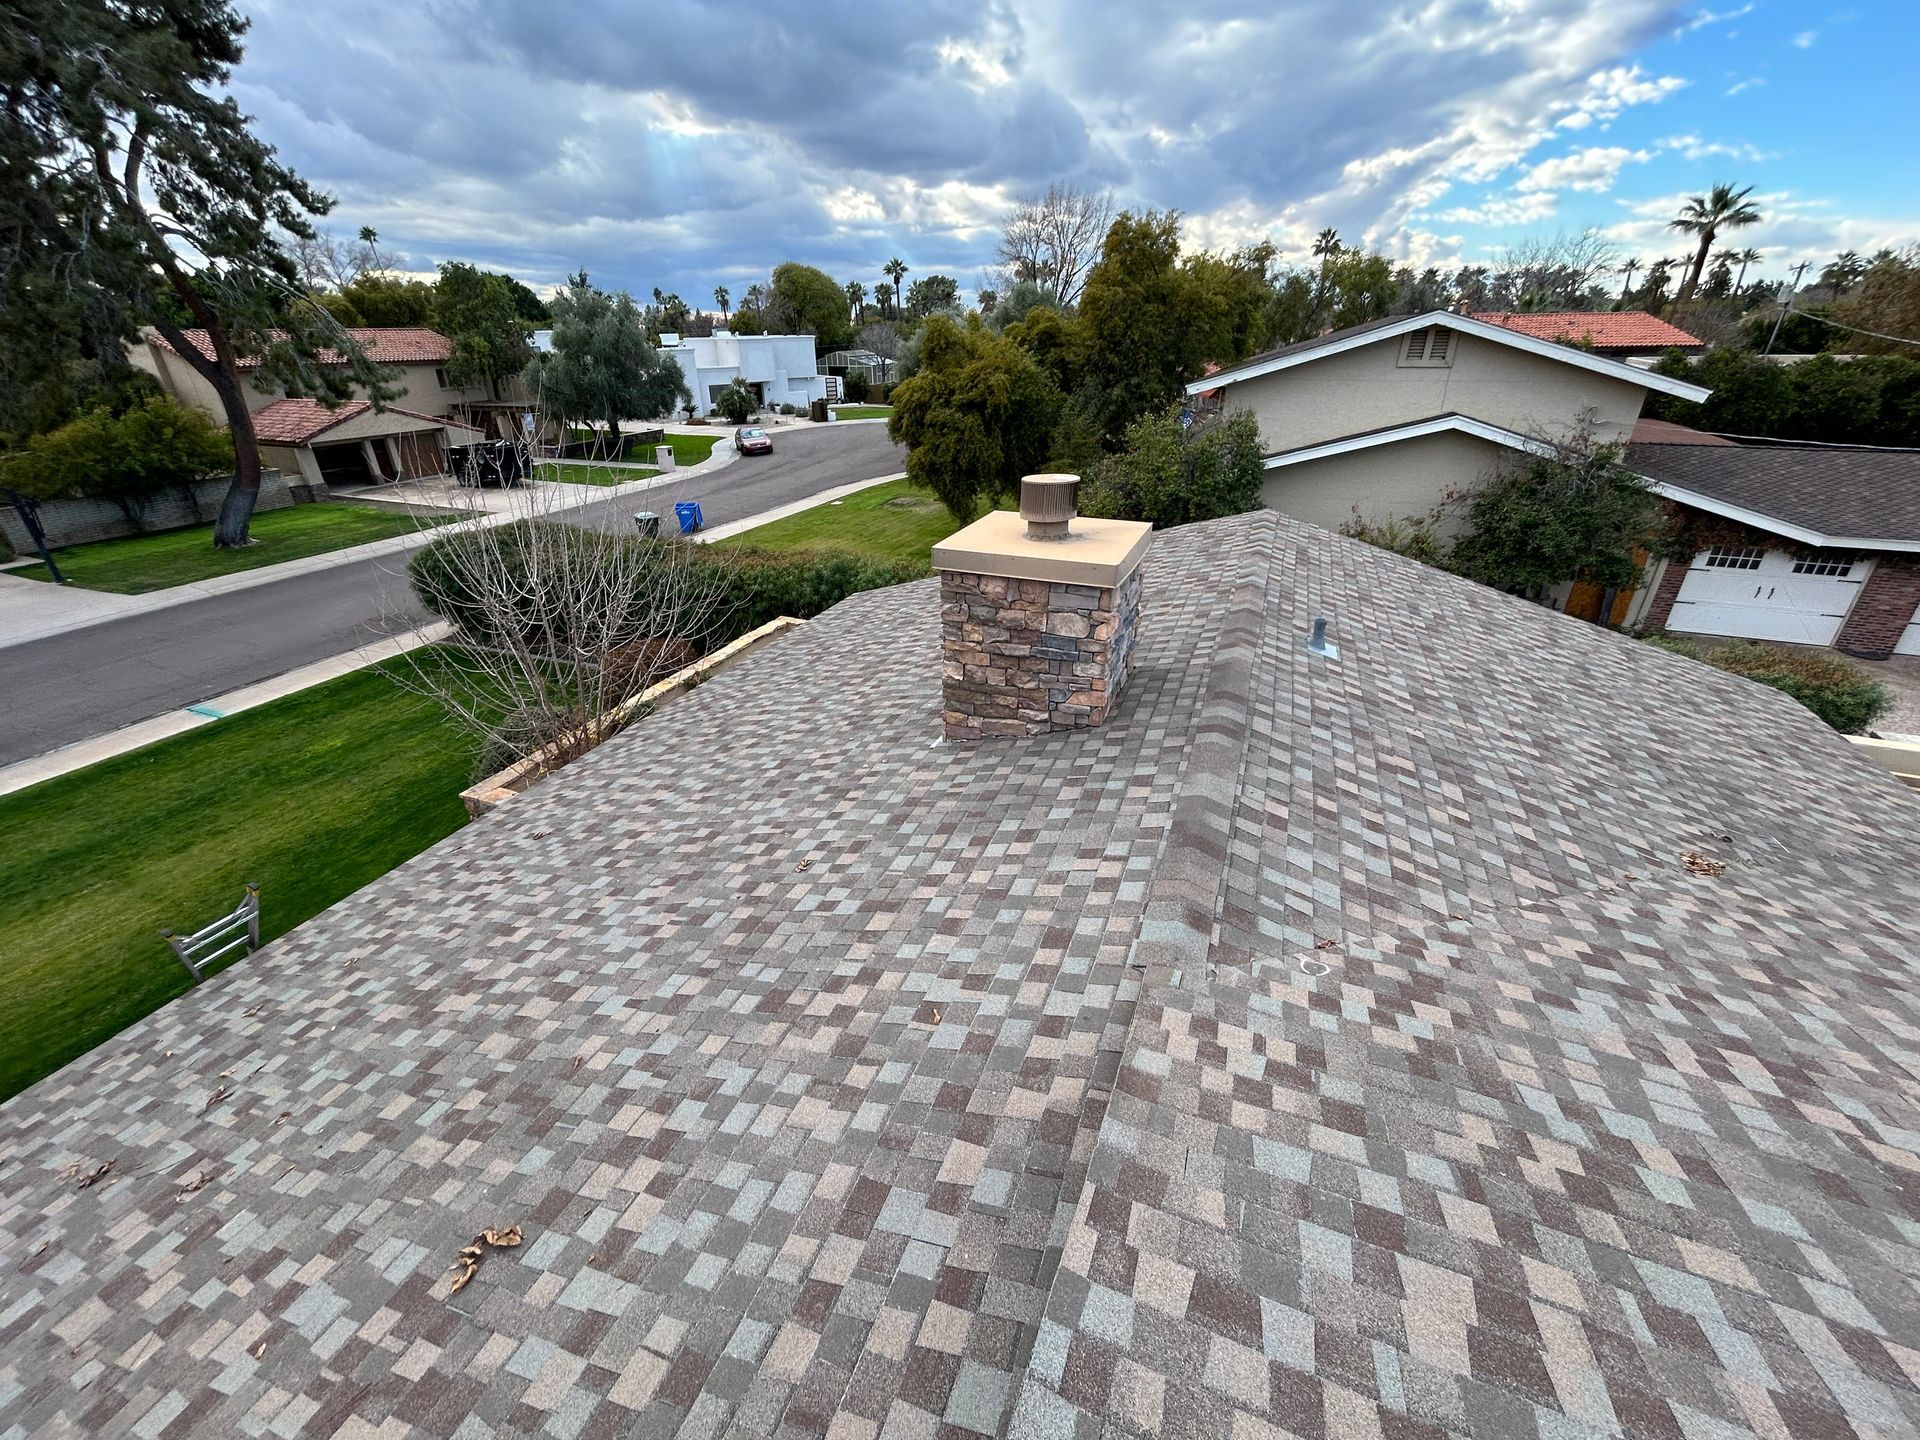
[830,406,892,421]
[723,478,964,568]
[13,502,443,595]
[0,659,478,1102]
[666,432,722,466]
[535,462,662,487]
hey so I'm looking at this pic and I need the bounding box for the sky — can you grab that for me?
[227,0,1920,305]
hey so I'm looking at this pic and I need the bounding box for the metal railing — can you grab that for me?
[162,884,260,982]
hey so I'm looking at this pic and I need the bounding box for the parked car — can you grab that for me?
[734,426,773,456]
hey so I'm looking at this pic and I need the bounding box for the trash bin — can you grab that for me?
[809,398,829,423]
[674,500,704,535]
[633,511,661,538]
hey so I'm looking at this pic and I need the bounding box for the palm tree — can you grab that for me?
[1615,258,1640,306]
[713,286,730,323]
[1668,182,1762,312]
[1312,227,1341,258]
[1731,248,1763,292]
[884,257,908,317]
[845,279,864,320]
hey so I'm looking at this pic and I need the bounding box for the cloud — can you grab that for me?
[1676,4,1755,35]
[216,0,1832,298]
[1516,146,1653,193]
[1659,134,1778,162]
[1725,77,1766,95]
[1793,30,1819,47]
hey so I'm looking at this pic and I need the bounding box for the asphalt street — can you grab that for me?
[0,424,905,768]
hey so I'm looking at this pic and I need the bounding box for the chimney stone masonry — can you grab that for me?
[932,475,1151,741]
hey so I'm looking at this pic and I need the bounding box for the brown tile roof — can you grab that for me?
[2,513,1917,1437]
[153,327,454,369]
[1631,417,1737,446]
[1630,437,1920,543]
[1473,310,1704,350]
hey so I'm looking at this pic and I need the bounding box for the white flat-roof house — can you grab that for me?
[658,330,827,412]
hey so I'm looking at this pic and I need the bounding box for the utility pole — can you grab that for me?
[1764,261,1811,355]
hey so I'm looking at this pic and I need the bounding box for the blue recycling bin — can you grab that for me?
[674,500,704,535]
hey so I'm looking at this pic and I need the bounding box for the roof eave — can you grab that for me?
[1191,310,1713,402]
[1263,414,1559,470]
[1642,477,1920,552]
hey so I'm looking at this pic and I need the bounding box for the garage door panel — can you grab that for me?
[1897,614,1920,657]
[1668,547,1866,647]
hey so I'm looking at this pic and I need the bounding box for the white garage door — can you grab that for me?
[1896,609,1920,657]
[1668,546,1868,647]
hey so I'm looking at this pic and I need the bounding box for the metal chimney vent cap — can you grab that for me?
[1020,473,1078,541]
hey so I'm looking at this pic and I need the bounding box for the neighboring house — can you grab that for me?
[4,502,1917,1438]
[1628,420,1920,656]
[131,326,508,488]
[658,329,827,412]
[1470,309,1705,361]
[1188,309,1711,538]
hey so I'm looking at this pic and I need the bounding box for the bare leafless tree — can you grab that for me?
[1486,229,1621,309]
[995,181,1115,307]
[390,418,741,777]
[291,225,390,292]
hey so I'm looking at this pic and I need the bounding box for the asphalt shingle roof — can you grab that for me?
[1472,312,1703,351]
[1,512,1916,1439]
[1629,438,1920,543]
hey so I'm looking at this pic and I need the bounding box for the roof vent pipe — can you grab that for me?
[1307,616,1340,660]
[1020,473,1078,541]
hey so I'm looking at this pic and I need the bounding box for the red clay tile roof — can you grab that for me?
[1631,417,1737,445]
[249,398,372,444]
[1471,310,1703,350]
[250,399,467,446]
[153,327,454,369]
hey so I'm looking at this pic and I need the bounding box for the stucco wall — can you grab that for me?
[1260,430,1510,537]
[133,336,501,426]
[1226,331,1651,457]
[0,469,296,551]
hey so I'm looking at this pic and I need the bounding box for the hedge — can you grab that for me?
[1647,636,1893,733]
[409,522,925,657]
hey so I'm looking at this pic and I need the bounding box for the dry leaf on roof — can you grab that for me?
[176,1170,211,1200]
[75,1160,115,1190]
[1680,851,1726,877]
[448,1224,525,1298]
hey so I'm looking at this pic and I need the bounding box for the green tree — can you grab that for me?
[0,0,398,545]
[337,274,437,327]
[714,286,730,324]
[1669,183,1762,313]
[1835,246,1920,354]
[884,257,909,317]
[3,395,233,529]
[843,280,863,320]
[528,278,687,454]
[1451,426,1669,596]
[905,274,960,317]
[888,315,1059,521]
[1182,242,1277,364]
[985,279,1062,332]
[1076,210,1209,440]
[435,263,533,396]
[1077,407,1265,529]
[770,263,852,351]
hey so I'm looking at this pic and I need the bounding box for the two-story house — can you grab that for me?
[1188,309,1711,540]
[130,327,518,492]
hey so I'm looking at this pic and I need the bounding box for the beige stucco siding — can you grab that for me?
[1261,430,1513,538]
[1225,332,1651,457]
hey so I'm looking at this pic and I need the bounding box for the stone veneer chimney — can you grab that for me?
[931,474,1151,741]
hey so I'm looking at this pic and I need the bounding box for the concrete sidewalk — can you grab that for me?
[0,444,737,650]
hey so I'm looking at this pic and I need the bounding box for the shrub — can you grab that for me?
[780,403,798,416]
[2,395,232,526]
[1340,508,1451,566]
[715,382,756,424]
[410,523,925,659]
[842,369,871,403]
[1077,406,1264,529]
[1647,636,1893,733]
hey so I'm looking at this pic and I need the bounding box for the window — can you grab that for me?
[1398,326,1453,368]
[1791,555,1854,577]
[1703,546,1765,570]
[435,367,451,389]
